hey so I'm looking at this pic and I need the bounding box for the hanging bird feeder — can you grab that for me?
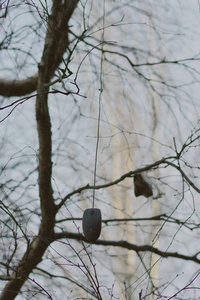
[82,79,103,242]
[82,208,102,242]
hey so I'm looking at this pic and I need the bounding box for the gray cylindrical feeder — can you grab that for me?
[82,208,102,242]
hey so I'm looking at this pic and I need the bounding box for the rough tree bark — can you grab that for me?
[0,1,79,299]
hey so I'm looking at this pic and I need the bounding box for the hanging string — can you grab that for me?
[92,61,104,208]
[92,93,102,208]
[92,2,105,209]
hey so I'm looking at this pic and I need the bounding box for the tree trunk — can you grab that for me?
[0,1,79,299]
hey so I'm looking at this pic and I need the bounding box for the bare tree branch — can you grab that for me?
[0,75,38,97]
[56,155,200,210]
[53,231,200,265]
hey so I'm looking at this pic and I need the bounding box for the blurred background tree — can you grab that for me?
[1,0,200,299]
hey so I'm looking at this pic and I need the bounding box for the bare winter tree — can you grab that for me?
[1,1,200,299]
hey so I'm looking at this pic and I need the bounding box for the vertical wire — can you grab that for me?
[92,0,105,208]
